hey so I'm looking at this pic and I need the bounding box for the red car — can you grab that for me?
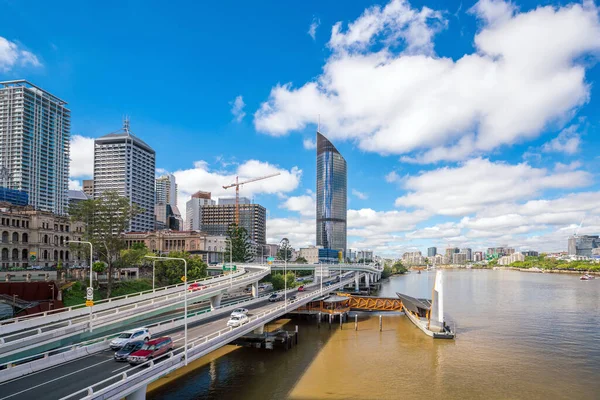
[127,337,173,366]
[188,283,207,292]
[297,285,305,292]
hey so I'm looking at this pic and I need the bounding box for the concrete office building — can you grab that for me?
[93,119,156,232]
[316,132,347,256]
[82,180,94,197]
[155,174,182,230]
[427,247,437,257]
[200,200,266,245]
[460,248,472,262]
[0,80,70,215]
[568,235,600,258]
[186,191,215,231]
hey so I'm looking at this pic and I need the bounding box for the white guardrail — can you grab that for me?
[0,268,249,335]
[0,275,342,383]
[60,275,360,400]
[0,268,271,357]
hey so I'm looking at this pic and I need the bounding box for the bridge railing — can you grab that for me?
[0,267,270,356]
[0,267,247,330]
[59,274,360,400]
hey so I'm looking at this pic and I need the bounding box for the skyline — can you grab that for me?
[2,0,600,255]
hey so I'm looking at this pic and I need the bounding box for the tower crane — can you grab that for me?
[223,173,281,225]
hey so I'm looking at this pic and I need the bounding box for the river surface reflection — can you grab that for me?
[149,269,600,400]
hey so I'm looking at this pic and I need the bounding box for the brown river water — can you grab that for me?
[148,269,600,400]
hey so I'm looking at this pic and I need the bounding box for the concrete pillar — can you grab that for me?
[365,273,370,287]
[126,384,148,400]
[251,281,259,298]
[354,272,360,292]
[209,293,223,311]
[253,324,265,334]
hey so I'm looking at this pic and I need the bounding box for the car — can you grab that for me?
[127,337,173,366]
[114,340,145,362]
[110,328,151,350]
[325,281,332,287]
[289,294,297,301]
[297,285,305,292]
[227,314,249,327]
[268,293,283,302]
[230,308,249,317]
[188,283,207,292]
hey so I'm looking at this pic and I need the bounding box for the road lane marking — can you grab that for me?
[0,358,114,400]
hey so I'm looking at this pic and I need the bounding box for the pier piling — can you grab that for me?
[379,315,382,332]
[355,314,358,331]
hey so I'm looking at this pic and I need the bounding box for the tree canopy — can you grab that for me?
[277,238,292,261]
[70,190,142,297]
[153,251,208,285]
[225,224,253,263]
[271,272,296,290]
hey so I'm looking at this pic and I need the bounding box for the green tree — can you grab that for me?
[392,261,407,274]
[224,224,253,263]
[70,190,142,297]
[121,243,151,267]
[154,251,208,285]
[271,272,296,290]
[277,238,292,261]
[295,256,308,264]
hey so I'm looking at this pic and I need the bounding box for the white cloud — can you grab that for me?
[308,17,320,40]
[385,171,401,183]
[542,125,581,154]
[0,37,42,72]
[70,135,95,178]
[348,208,430,235]
[69,179,82,190]
[405,222,461,239]
[267,217,314,248]
[255,0,600,162]
[230,95,246,122]
[554,160,582,172]
[303,138,316,150]
[172,159,302,218]
[280,195,315,217]
[352,189,368,200]
[394,158,591,216]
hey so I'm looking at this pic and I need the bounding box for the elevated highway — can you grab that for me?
[0,274,368,400]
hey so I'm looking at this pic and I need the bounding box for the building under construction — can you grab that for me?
[200,198,266,245]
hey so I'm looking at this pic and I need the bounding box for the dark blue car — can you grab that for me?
[114,340,144,362]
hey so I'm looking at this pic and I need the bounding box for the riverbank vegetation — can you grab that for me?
[510,255,600,272]
[382,261,408,278]
[63,279,154,306]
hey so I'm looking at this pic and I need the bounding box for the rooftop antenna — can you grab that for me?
[123,115,130,133]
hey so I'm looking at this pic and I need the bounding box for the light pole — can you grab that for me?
[66,240,93,332]
[224,239,233,287]
[49,284,54,310]
[280,238,289,309]
[145,255,188,365]
[152,260,156,290]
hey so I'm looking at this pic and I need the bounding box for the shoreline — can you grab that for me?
[437,265,600,276]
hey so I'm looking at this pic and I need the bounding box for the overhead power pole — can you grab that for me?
[223,173,280,225]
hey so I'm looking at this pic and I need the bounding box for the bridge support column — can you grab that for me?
[126,384,147,400]
[253,324,265,334]
[354,272,360,292]
[365,273,370,287]
[210,293,223,311]
[251,281,259,298]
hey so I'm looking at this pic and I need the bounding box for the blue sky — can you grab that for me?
[1,0,599,255]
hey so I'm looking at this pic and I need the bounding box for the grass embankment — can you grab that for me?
[62,279,154,307]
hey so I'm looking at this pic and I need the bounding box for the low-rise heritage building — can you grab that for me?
[0,204,85,269]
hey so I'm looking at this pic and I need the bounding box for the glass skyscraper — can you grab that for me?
[316,132,347,256]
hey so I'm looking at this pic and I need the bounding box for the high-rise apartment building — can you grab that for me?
[460,248,472,261]
[427,247,437,257]
[155,174,177,206]
[200,201,266,244]
[316,132,347,255]
[155,174,181,230]
[93,119,155,232]
[186,191,215,231]
[82,180,94,197]
[0,80,70,215]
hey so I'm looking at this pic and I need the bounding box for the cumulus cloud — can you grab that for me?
[70,135,95,178]
[542,125,581,154]
[172,159,302,218]
[352,189,368,200]
[230,95,246,122]
[395,158,591,216]
[267,217,314,248]
[0,37,42,72]
[308,17,320,40]
[280,195,315,217]
[255,0,600,162]
[385,171,401,183]
[303,138,317,150]
[69,179,82,191]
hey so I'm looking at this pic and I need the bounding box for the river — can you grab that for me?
[148,269,600,399]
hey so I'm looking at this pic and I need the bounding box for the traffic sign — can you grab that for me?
[86,300,94,307]
[267,257,275,262]
[222,264,237,271]
[86,287,94,300]
[181,276,187,282]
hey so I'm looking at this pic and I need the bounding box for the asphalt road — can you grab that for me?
[0,284,325,400]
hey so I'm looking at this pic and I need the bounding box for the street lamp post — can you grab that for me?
[280,238,289,309]
[224,239,233,287]
[152,260,156,291]
[49,284,55,310]
[145,255,188,365]
[66,240,93,332]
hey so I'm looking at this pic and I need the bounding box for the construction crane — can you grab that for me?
[223,173,281,225]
